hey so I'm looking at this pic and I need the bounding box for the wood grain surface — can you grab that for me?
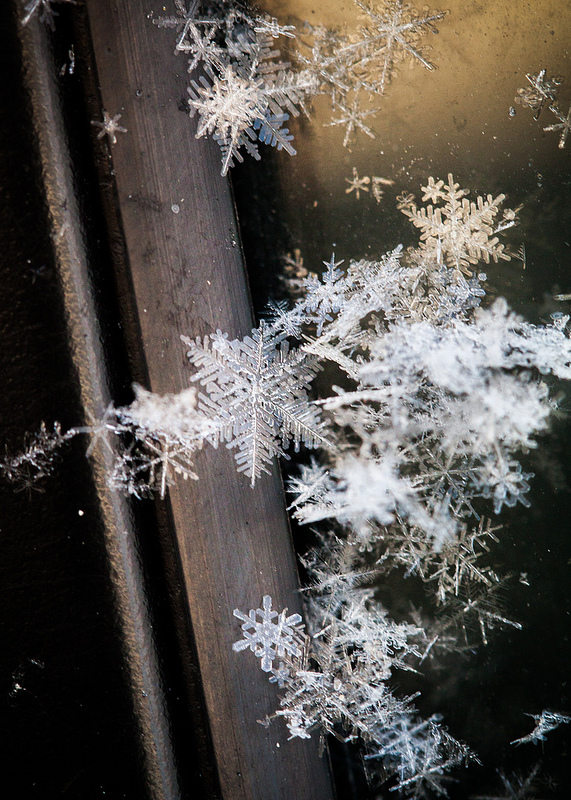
[81,2,334,799]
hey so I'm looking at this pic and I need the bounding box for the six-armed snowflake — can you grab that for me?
[233,595,305,672]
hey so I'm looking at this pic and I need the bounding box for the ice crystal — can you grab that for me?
[293,0,448,146]
[233,532,473,792]
[543,101,571,150]
[471,763,549,800]
[511,710,571,746]
[156,0,448,157]
[512,70,569,150]
[156,1,318,173]
[93,385,217,499]
[399,174,517,274]
[514,70,563,120]
[21,0,77,29]
[326,93,378,147]
[364,712,471,795]
[347,0,449,95]
[0,422,74,492]
[91,111,128,145]
[182,322,329,485]
[232,595,305,673]
[345,167,372,199]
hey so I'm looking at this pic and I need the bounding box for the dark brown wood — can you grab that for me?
[17,10,182,800]
[82,2,334,799]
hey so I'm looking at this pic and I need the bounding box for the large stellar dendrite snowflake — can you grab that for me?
[399,174,518,274]
[182,322,330,485]
[347,0,449,95]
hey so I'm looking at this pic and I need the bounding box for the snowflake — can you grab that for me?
[543,101,571,149]
[340,0,449,95]
[399,174,517,274]
[91,111,128,145]
[326,94,378,147]
[471,763,549,800]
[182,322,329,485]
[511,709,571,746]
[21,0,77,30]
[296,253,348,335]
[188,61,316,174]
[514,69,563,119]
[345,167,371,198]
[176,20,225,72]
[100,384,218,499]
[232,595,305,672]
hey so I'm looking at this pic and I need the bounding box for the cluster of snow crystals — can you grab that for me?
[95,323,330,493]
[234,536,473,792]
[513,69,570,150]
[511,709,571,746]
[154,1,318,173]
[294,1,448,146]
[93,384,218,499]
[0,422,74,493]
[364,712,473,797]
[155,1,449,161]
[231,174,571,793]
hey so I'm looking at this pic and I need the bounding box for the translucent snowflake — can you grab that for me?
[326,94,378,147]
[341,0,449,95]
[182,322,329,485]
[514,69,563,120]
[233,595,305,672]
[511,709,571,746]
[345,167,372,199]
[399,174,517,274]
[91,111,128,145]
[471,763,547,800]
[543,101,571,150]
[22,0,77,30]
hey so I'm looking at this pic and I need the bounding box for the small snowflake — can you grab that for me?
[371,176,394,203]
[22,0,78,30]
[327,94,378,147]
[514,69,562,119]
[345,167,371,199]
[543,102,571,149]
[233,595,305,672]
[471,763,548,800]
[91,111,128,145]
[511,709,571,746]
